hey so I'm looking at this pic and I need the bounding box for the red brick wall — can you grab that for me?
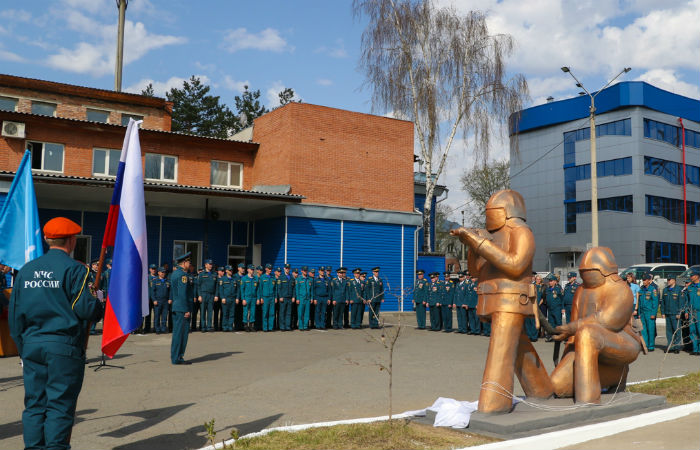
[252,103,415,212]
[0,113,256,189]
[0,85,171,131]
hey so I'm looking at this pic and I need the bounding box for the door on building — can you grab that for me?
[173,240,202,270]
[227,245,246,267]
[252,244,261,267]
[72,235,91,265]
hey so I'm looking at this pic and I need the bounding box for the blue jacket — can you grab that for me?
[414,278,429,304]
[170,267,193,313]
[9,248,104,354]
[240,275,259,301]
[466,281,479,308]
[347,278,364,303]
[330,277,347,303]
[216,275,236,300]
[295,275,312,301]
[454,281,469,307]
[684,282,700,313]
[427,281,441,306]
[440,280,454,306]
[563,281,578,308]
[545,285,564,310]
[661,284,683,316]
[259,273,276,299]
[197,270,217,295]
[638,284,659,315]
[313,276,330,299]
[149,277,170,302]
[277,274,295,298]
[365,276,385,302]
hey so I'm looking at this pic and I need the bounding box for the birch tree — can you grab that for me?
[353,0,528,251]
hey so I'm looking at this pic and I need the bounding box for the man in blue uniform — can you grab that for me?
[427,272,442,331]
[455,271,469,333]
[170,252,193,364]
[366,267,385,329]
[313,267,330,329]
[636,273,659,351]
[212,266,225,331]
[440,271,454,332]
[683,269,700,355]
[545,275,564,340]
[150,267,170,334]
[414,269,429,329]
[467,275,481,335]
[347,268,364,329]
[10,217,105,450]
[524,273,541,341]
[240,264,259,332]
[277,264,295,331]
[562,271,578,324]
[197,259,217,332]
[661,275,683,353]
[295,266,312,330]
[358,271,367,328]
[330,268,348,329]
[259,264,277,332]
[233,263,246,331]
[217,265,236,332]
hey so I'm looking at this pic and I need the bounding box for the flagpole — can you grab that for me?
[83,246,109,351]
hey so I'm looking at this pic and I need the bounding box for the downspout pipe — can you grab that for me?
[679,118,687,265]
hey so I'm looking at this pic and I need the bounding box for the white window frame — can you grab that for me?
[27,140,65,173]
[121,113,144,126]
[227,245,247,266]
[0,95,18,112]
[144,153,178,183]
[71,235,92,265]
[173,240,202,270]
[31,100,57,117]
[86,108,111,123]
[92,148,121,178]
[211,160,243,189]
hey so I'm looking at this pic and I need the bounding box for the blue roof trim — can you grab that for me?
[511,81,700,135]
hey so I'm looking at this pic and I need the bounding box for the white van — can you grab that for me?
[619,263,688,292]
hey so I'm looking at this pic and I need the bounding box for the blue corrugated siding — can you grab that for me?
[255,217,285,268]
[0,193,6,212]
[145,216,160,265]
[82,211,107,263]
[343,221,403,311]
[160,216,229,267]
[286,217,341,269]
[232,221,247,246]
[417,254,445,276]
[402,226,416,307]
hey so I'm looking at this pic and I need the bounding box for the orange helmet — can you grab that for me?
[579,247,618,276]
[485,190,527,221]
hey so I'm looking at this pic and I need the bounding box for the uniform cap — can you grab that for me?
[174,252,191,263]
[225,265,233,271]
[149,263,157,269]
[256,265,263,271]
[301,265,308,271]
[642,273,653,281]
[158,266,165,272]
[444,270,451,275]
[336,268,343,273]
[309,268,315,273]
[43,217,81,239]
[106,259,112,265]
[568,272,577,278]
[339,267,347,272]
[247,264,255,270]
[547,274,557,281]
[353,268,361,274]
[690,268,700,277]
[360,272,367,276]
[372,266,380,271]
[274,267,281,272]
[459,272,466,277]
[217,266,225,271]
[325,266,332,271]
[237,263,245,269]
[318,267,325,271]
[429,272,439,277]
[416,269,425,274]
[204,259,213,265]
[265,263,272,269]
[292,268,299,273]
[666,274,676,280]
[284,263,291,269]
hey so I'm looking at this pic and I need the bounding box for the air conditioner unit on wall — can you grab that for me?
[2,121,25,139]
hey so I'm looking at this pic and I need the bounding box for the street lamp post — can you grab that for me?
[560,66,631,247]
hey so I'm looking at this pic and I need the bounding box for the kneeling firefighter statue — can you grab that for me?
[451,190,553,413]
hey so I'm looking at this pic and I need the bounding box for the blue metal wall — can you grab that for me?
[255,217,285,268]
[417,254,446,277]
[286,217,341,269]
[0,193,6,212]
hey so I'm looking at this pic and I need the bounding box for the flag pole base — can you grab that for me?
[89,353,125,372]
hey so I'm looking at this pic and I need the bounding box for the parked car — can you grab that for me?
[676,265,700,288]
[619,263,688,292]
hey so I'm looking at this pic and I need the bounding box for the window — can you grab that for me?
[646,241,700,266]
[227,245,246,267]
[644,118,700,149]
[28,141,64,172]
[646,195,700,225]
[121,113,143,126]
[211,161,243,188]
[564,195,633,234]
[644,156,700,188]
[0,96,18,111]
[31,101,56,116]
[87,108,110,123]
[93,148,121,177]
[71,235,91,265]
[145,153,177,182]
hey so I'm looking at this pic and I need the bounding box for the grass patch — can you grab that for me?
[226,419,498,450]
[628,372,700,405]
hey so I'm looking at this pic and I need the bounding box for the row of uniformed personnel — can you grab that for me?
[149,261,386,334]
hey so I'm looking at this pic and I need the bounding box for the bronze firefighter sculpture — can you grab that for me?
[451,190,553,414]
[550,246,644,404]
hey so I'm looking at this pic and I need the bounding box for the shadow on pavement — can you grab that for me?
[187,352,241,364]
[100,403,196,438]
[0,408,98,440]
[111,413,284,450]
[85,353,133,365]
[0,375,24,392]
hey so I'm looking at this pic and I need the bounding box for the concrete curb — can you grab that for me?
[460,402,700,450]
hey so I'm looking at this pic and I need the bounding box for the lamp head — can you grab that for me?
[561,66,570,73]
[624,67,631,73]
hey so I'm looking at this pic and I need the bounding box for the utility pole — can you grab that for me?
[461,210,465,261]
[560,66,631,247]
[114,0,128,92]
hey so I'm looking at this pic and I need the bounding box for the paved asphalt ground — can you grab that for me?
[0,313,698,450]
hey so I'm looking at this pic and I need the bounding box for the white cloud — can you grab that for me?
[60,0,110,15]
[266,80,285,106]
[124,75,211,97]
[222,27,290,53]
[223,75,250,93]
[46,19,186,76]
[316,78,333,86]
[636,69,700,99]
[315,39,348,58]
[0,47,25,63]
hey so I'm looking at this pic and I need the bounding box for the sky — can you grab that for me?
[1,0,699,221]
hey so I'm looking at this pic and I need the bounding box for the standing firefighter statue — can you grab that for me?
[451,190,553,413]
[549,247,643,403]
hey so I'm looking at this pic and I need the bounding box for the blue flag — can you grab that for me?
[0,150,44,270]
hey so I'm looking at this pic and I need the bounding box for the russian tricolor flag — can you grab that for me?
[101,119,149,358]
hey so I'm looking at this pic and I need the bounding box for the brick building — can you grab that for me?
[0,74,422,310]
